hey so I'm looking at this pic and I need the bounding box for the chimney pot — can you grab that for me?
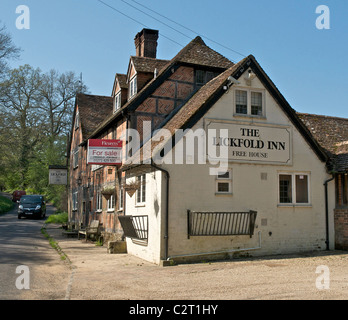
[134,29,159,58]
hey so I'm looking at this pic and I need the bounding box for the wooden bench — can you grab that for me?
[62,221,79,237]
[78,220,101,242]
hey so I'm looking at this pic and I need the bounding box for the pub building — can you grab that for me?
[69,29,348,264]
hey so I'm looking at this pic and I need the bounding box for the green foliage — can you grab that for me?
[0,195,14,214]
[0,61,88,210]
[95,239,104,247]
[41,227,69,261]
[45,212,68,225]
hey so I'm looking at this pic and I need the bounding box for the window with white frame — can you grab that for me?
[235,89,264,116]
[113,92,121,113]
[75,112,79,129]
[96,192,102,211]
[107,194,115,211]
[279,173,310,205]
[118,187,124,210]
[72,191,78,211]
[136,174,146,204]
[216,170,232,194]
[129,76,137,99]
[73,148,79,169]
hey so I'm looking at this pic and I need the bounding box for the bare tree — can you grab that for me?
[0,23,21,78]
[40,70,88,140]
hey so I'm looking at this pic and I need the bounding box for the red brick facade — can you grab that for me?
[68,29,232,240]
[334,208,348,250]
[334,173,348,249]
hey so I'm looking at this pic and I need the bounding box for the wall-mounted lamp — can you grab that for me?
[245,69,256,86]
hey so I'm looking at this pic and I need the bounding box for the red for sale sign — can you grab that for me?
[87,139,122,165]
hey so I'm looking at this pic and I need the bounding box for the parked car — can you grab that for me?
[18,195,46,219]
[12,190,26,202]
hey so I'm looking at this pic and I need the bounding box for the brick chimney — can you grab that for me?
[134,29,159,58]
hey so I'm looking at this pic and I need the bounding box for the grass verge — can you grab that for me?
[45,212,68,225]
[0,195,14,215]
[41,227,70,263]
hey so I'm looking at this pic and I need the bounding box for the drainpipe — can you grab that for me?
[150,162,170,261]
[324,175,335,251]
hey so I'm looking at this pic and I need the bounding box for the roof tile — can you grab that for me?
[76,93,113,139]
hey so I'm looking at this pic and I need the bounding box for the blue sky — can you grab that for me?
[0,0,347,118]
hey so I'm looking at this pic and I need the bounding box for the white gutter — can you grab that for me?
[167,231,262,261]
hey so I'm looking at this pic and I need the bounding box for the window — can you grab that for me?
[136,174,146,204]
[96,192,102,211]
[251,92,262,116]
[196,70,218,87]
[235,89,264,116]
[112,127,117,140]
[75,112,79,129]
[336,173,348,207]
[73,148,79,169]
[235,90,247,114]
[196,70,205,86]
[107,195,115,211]
[129,76,137,99]
[279,173,310,205]
[114,92,121,112]
[72,191,78,211]
[82,201,86,214]
[118,187,124,210]
[216,170,232,194]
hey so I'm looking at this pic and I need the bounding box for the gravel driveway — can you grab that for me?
[18,224,348,301]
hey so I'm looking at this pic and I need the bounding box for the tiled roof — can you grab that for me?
[297,113,348,172]
[297,113,348,155]
[159,60,245,137]
[336,153,348,172]
[76,93,113,139]
[122,55,333,169]
[130,56,169,74]
[122,58,247,167]
[115,73,128,89]
[173,36,234,69]
[86,36,234,142]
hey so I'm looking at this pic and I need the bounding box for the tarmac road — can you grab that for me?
[0,194,69,300]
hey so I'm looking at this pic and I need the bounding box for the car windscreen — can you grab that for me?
[20,196,42,204]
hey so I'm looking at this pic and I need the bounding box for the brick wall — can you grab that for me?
[134,66,195,143]
[334,208,348,250]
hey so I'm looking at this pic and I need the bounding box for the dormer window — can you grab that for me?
[129,75,137,99]
[114,92,121,113]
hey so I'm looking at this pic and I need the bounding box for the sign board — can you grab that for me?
[205,119,292,165]
[87,139,122,166]
[49,166,68,185]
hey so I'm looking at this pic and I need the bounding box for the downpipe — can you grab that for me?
[167,231,262,261]
[150,162,170,261]
[324,175,335,251]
